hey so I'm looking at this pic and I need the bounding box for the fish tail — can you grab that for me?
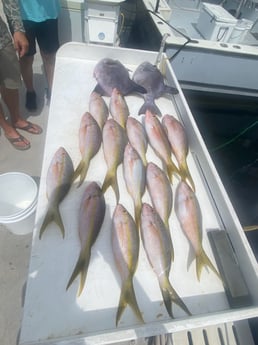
[180,162,196,192]
[159,277,191,318]
[142,155,148,167]
[73,159,89,188]
[164,218,170,231]
[101,170,113,194]
[116,277,144,326]
[39,206,65,239]
[113,174,120,204]
[138,101,161,117]
[196,248,222,282]
[66,249,90,296]
[77,159,90,188]
[102,170,120,203]
[72,160,83,183]
[167,159,180,184]
[134,199,142,231]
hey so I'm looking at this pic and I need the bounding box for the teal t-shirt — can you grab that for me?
[19,0,61,22]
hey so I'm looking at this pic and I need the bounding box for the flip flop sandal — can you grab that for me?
[15,121,43,135]
[5,134,31,151]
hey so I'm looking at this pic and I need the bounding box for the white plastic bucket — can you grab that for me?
[0,172,38,235]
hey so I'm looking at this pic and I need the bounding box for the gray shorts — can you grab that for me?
[0,42,21,89]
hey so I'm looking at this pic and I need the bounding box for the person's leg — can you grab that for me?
[40,51,56,92]
[19,54,35,92]
[37,19,59,94]
[0,86,42,134]
[19,20,37,110]
[0,42,30,149]
[0,41,42,146]
[0,102,30,150]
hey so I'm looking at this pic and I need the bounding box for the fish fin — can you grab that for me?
[66,249,91,296]
[167,158,180,184]
[93,84,105,96]
[159,277,191,318]
[39,206,65,239]
[138,101,162,116]
[112,174,120,204]
[39,208,54,239]
[142,154,148,167]
[196,248,222,282]
[72,160,84,183]
[164,85,179,95]
[102,170,120,203]
[134,199,142,231]
[131,81,147,95]
[180,162,196,192]
[102,170,112,194]
[77,159,90,188]
[116,277,144,326]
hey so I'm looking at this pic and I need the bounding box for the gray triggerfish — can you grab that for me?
[133,61,178,116]
[93,58,146,96]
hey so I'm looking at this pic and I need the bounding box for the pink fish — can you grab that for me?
[102,119,127,203]
[140,203,191,317]
[162,114,195,191]
[123,143,146,229]
[89,91,109,130]
[146,162,173,234]
[66,182,106,296]
[175,181,221,281]
[39,147,74,239]
[109,88,129,129]
[144,110,179,183]
[126,117,148,166]
[73,112,102,188]
[112,204,144,325]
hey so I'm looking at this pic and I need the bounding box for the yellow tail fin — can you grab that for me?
[167,158,180,184]
[102,169,119,203]
[180,161,195,192]
[72,159,90,188]
[196,248,222,282]
[116,277,144,326]
[66,249,91,297]
[159,276,191,318]
[39,206,65,239]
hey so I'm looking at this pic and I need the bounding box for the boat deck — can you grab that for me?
[167,0,258,45]
[0,2,258,345]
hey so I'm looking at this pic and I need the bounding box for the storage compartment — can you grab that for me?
[19,43,258,345]
[229,18,254,43]
[196,3,237,42]
[85,16,118,44]
[84,1,120,45]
